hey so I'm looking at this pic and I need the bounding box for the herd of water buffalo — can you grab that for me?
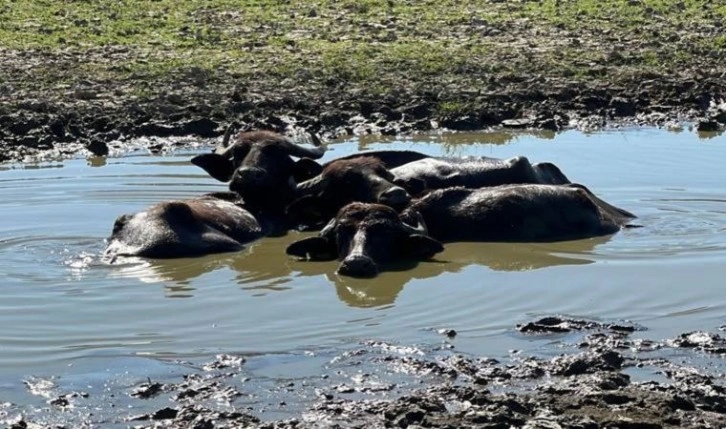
[102,129,638,278]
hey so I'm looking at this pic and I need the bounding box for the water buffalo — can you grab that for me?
[191,128,327,210]
[391,155,570,191]
[290,157,415,225]
[322,149,432,170]
[103,192,264,260]
[286,155,571,229]
[287,184,636,277]
[286,202,444,278]
[399,183,637,243]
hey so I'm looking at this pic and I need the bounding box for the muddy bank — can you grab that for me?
[2,0,726,165]
[2,53,725,166]
[4,317,725,428]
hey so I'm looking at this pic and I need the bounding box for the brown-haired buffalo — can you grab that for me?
[287,184,637,277]
[286,202,444,278]
[103,192,263,260]
[286,155,571,229]
[291,157,414,222]
[321,150,432,170]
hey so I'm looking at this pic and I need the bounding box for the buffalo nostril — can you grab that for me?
[379,187,411,208]
[337,255,378,278]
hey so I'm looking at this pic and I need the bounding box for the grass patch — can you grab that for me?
[0,0,724,102]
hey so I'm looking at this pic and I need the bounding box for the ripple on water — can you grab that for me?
[0,235,105,283]
[593,193,726,262]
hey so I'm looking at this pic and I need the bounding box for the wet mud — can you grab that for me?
[1,35,725,164]
[4,317,725,428]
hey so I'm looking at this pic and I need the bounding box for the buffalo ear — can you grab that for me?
[293,158,324,182]
[191,154,235,182]
[394,177,426,196]
[286,237,337,261]
[404,234,444,260]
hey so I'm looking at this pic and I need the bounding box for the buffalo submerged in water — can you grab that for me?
[287,184,637,278]
[104,129,328,260]
[286,154,572,230]
[103,129,637,267]
[191,128,327,211]
[103,192,262,260]
[287,202,445,278]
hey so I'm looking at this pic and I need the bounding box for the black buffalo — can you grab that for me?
[287,184,636,277]
[286,202,444,278]
[286,154,570,229]
[191,129,326,210]
[290,157,414,224]
[399,184,636,243]
[103,192,264,260]
[321,149,432,170]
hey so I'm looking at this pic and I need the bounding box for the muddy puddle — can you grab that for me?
[1,128,725,426]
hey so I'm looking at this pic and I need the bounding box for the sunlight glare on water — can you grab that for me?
[0,127,725,380]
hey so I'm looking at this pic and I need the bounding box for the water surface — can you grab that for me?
[1,128,725,385]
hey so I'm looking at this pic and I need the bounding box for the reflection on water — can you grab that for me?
[86,156,107,168]
[433,238,607,272]
[356,129,559,156]
[696,129,725,140]
[109,232,611,308]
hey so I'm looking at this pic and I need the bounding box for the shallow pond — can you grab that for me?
[1,128,725,395]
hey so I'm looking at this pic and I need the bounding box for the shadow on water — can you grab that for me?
[106,233,613,308]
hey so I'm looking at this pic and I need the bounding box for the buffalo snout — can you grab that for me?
[286,202,444,278]
[338,254,379,278]
[229,167,286,204]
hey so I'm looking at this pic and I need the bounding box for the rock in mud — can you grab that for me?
[668,331,726,354]
[86,139,109,157]
[131,379,166,399]
[516,316,638,334]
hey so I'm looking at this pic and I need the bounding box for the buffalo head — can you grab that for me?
[192,127,326,209]
[286,157,418,229]
[286,202,443,278]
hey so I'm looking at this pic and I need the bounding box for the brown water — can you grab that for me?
[1,128,725,388]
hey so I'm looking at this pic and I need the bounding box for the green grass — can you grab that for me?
[1,0,724,104]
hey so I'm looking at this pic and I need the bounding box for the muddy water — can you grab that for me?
[1,128,725,390]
